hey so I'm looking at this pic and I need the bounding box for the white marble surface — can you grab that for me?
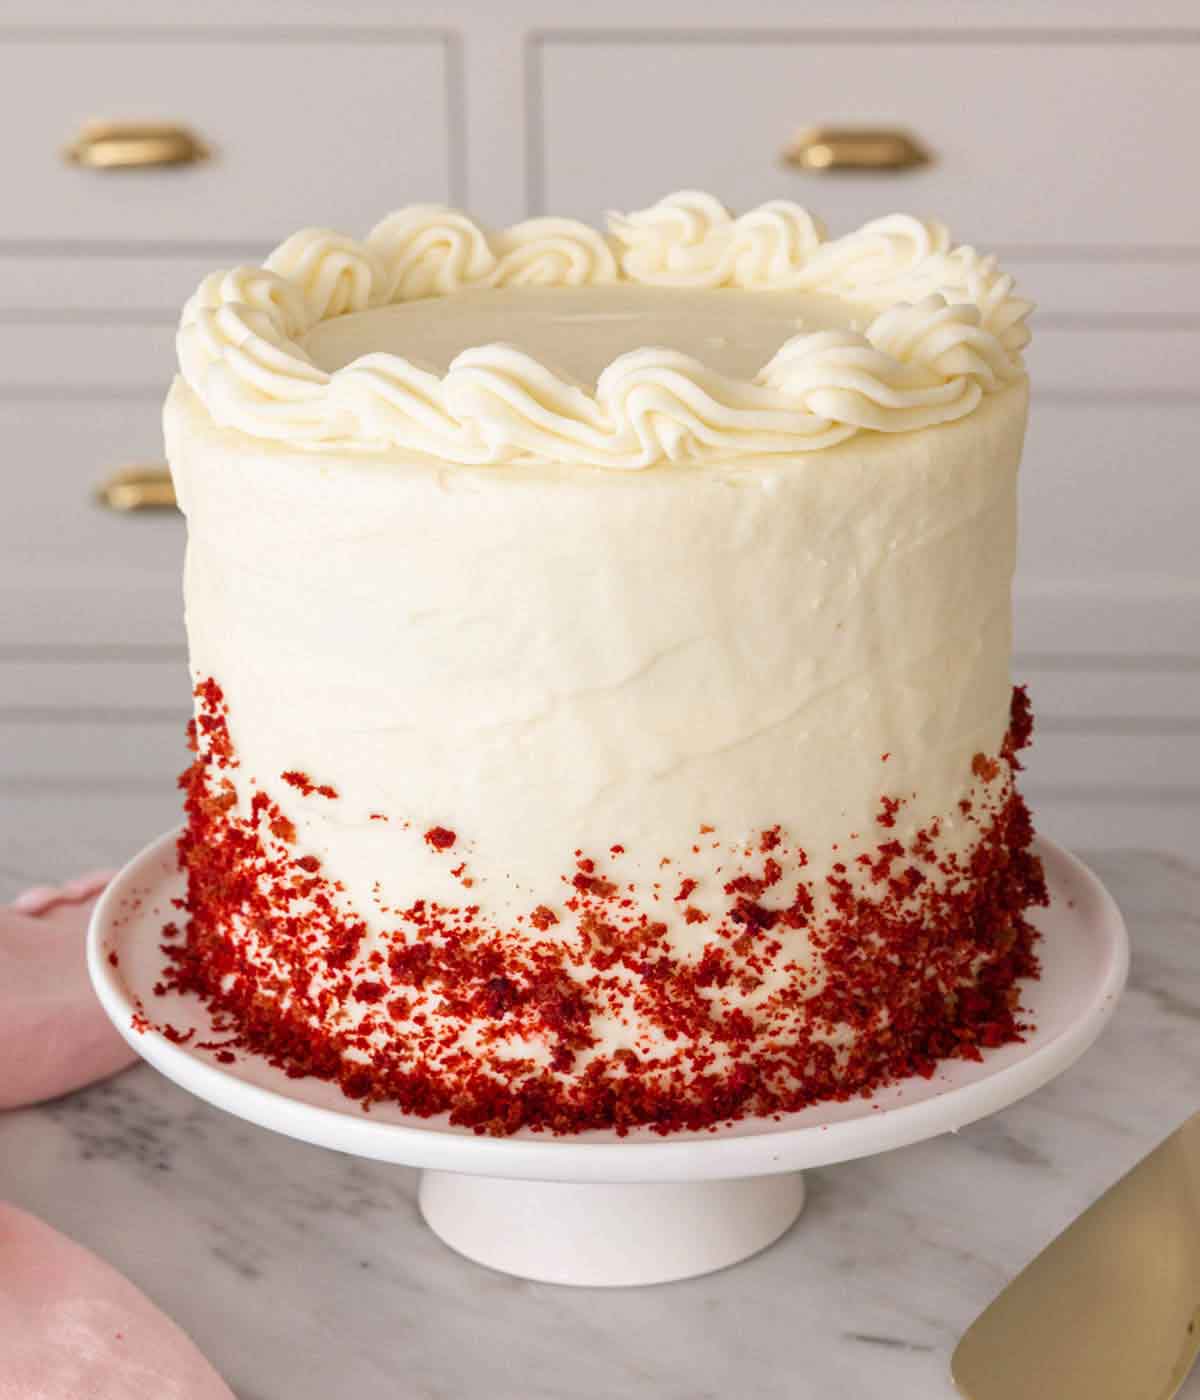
[1,848,1197,1400]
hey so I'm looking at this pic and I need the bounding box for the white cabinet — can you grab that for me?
[0,401,183,648]
[0,322,175,389]
[0,33,457,246]
[1018,398,1200,617]
[533,35,1200,248]
[3,4,1197,862]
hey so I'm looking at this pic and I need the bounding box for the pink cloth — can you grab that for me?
[2,876,234,1394]
[1,871,137,1110]
[0,1203,235,1400]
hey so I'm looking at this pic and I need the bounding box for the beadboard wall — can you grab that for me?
[2,0,1197,876]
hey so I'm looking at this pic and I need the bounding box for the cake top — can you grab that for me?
[176,191,1032,470]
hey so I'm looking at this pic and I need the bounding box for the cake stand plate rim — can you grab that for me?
[87,827,1128,1183]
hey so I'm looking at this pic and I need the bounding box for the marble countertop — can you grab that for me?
[2,848,1198,1400]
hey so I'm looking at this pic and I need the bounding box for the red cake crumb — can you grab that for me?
[572,870,618,898]
[1009,685,1035,759]
[424,826,457,852]
[158,680,1046,1137]
[972,753,1001,782]
[281,771,338,799]
[449,861,473,888]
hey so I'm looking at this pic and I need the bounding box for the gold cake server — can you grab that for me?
[953,1112,1200,1400]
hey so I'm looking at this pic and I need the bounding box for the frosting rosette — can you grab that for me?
[175,191,1032,467]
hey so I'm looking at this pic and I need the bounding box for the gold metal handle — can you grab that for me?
[783,126,931,173]
[95,465,177,512]
[64,120,210,170]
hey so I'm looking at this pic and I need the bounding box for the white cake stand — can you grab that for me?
[88,830,1127,1287]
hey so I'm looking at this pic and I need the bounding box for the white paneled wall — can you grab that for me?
[1,1,1197,878]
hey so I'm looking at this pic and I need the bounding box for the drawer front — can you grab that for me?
[0,257,238,314]
[0,32,456,245]
[2,659,188,714]
[0,716,189,785]
[0,401,184,648]
[1023,328,1200,397]
[1019,398,1200,605]
[0,323,175,391]
[1005,260,1200,320]
[535,36,1200,251]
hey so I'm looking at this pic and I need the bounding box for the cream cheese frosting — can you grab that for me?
[301,284,863,382]
[176,191,1031,468]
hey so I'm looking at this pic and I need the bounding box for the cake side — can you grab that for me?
[165,676,1044,1134]
[161,367,1045,1134]
[163,672,1041,1131]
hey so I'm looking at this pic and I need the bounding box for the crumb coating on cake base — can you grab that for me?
[152,681,1047,1137]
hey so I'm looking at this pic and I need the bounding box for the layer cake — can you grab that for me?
[161,192,1046,1134]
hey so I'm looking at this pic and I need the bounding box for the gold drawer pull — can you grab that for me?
[64,120,210,170]
[783,126,931,173]
[95,465,177,512]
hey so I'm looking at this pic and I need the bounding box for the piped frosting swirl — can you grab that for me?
[177,191,1032,468]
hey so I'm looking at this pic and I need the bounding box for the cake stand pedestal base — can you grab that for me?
[89,831,1128,1289]
[418,1169,807,1286]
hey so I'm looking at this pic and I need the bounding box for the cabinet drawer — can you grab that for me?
[0,323,175,391]
[1020,398,1200,600]
[0,716,187,786]
[0,400,183,649]
[1019,666,1200,727]
[1006,260,1200,322]
[0,32,455,246]
[2,660,188,714]
[1021,731,1200,794]
[536,35,1199,254]
[0,257,233,314]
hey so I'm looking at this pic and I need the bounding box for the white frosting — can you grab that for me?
[176,191,1031,469]
[301,285,861,382]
